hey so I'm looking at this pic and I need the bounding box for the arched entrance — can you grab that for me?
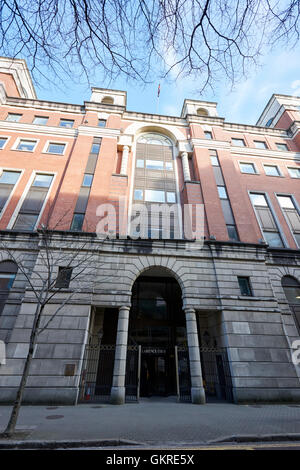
[129,267,186,397]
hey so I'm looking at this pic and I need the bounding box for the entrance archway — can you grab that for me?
[129,267,187,397]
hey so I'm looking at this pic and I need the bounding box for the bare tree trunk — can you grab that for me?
[3,305,44,437]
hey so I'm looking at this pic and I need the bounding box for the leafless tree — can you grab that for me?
[0,209,113,437]
[0,1,299,92]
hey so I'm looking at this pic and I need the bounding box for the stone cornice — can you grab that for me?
[77,125,120,138]
[230,146,300,160]
[186,114,225,125]
[84,101,125,114]
[191,138,230,150]
[223,121,288,136]
[123,112,187,126]
[0,121,77,137]
[5,96,84,113]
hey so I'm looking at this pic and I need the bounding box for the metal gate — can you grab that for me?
[200,347,233,402]
[78,338,140,403]
[175,346,192,402]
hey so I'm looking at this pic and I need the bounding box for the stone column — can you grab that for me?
[110,305,130,404]
[120,145,129,175]
[181,151,191,182]
[185,307,206,404]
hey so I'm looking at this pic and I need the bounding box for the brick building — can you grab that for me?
[0,57,299,405]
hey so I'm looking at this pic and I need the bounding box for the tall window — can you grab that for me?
[277,195,300,248]
[281,276,300,334]
[0,170,21,212]
[0,261,18,315]
[250,193,284,247]
[131,133,178,239]
[13,173,53,230]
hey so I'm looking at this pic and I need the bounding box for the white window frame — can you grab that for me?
[253,140,268,150]
[42,140,68,155]
[238,161,259,174]
[263,163,283,177]
[0,167,24,220]
[248,190,288,247]
[287,167,300,179]
[0,136,10,150]
[275,193,300,248]
[12,137,39,153]
[7,170,56,230]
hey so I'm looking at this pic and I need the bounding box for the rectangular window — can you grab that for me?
[238,277,252,296]
[227,225,239,241]
[217,186,227,199]
[145,189,165,203]
[55,267,72,288]
[166,192,176,203]
[254,140,267,149]
[16,139,37,152]
[239,162,257,174]
[146,160,164,170]
[276,142,288,151]
[288,167,300,178]
[46,142,66,154]
[204,131,213,139]
[264,165,281,176]
[0,170,21,211]
[210,155,219,166]
[134,189,143,200]
[82,174,93,187]
[6,113,22,122]
[136,159,144,168]
[33,116,48,125]
[232,138,245,147]
[32,174,53,188]
[13,213,39,231]
[70,213,84,231]
[250,192,284,247]
[59,119,74,128]
[277,195,300,248]
[0,138,8,149]
[91,143,100,154]
[98,119,106,127]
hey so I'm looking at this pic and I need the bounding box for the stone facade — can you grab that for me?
[0,58,299,404]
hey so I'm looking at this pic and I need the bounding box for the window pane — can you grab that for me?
[82,174,93,187]
[134,189,143,200]
[0,138,7,149]
[232,138,245,147]
[0,273,16,290]
[217,186,227,199]
[59,119,74,128]
[98,119,106,127]
[204,131,212,139]
[47,143,65,154]
[17,140,36,151]
[263,231,284,247]
[32,174,53,188]
[146,160,164,170]
[145,190,165,202]
[0,171,20,185]
[71,213,84,231]
[227,225,239,240]
[55,267,72,288]
[276,143,288,151]
[210,155,219,166]
[33,116,48,125]
[6,113,22,122]
[240,163,256,174]
[254,140,267,149]
[238,277,252,296]
[165,162,173,170]
[250,193,267,206]
[288,168,300,178]
[277,196,294,209]
[13,213,38,230]
[264,165,280,176]
[91,143,100,154]
[167,192,176,203]
[136,159,144,168]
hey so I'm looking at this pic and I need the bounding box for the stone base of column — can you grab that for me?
[191,387,206,404]
[110,386,125,405]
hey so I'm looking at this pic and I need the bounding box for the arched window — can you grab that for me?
[197,108,209,116]
[281,275,300,333]
[101,96,114,105]
[0,260,18,314]
[137,133,172,146]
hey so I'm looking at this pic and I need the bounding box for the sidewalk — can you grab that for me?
[1,398,300,447]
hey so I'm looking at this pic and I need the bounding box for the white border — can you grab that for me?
[0,136,10,150]
[263,163,283,177]
[238,161,259,175]
[42,140,68,155]
[12,137,39,152]
[287,166,300,178]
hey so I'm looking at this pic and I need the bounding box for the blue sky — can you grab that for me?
[37,43,300,126]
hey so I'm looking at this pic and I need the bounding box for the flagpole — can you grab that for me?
[156,83,160,114]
